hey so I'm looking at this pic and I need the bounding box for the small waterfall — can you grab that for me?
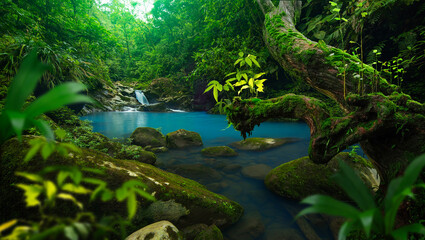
[135,90,150,105]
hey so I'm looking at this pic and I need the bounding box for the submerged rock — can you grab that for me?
[0,136,243,228]
[201,146,238,157]
[230,137,297,151]
[166,129,203,149]
[265,225,303,240]
[125,221,182,240]
[241,164,273,180]
[194,225,223,240]
[264,152,379,200]
[169,164,223,183]
[131,127,166,148]
[226,213,265,240]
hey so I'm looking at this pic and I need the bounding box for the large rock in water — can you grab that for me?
[264,152,380,200]
[201,146,238,157]
[230,137,297,151]
[131,127,166,148]
[0,136,243,227]
[166,129,203,149]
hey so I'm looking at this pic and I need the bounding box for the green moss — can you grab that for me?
[201,146,238,157]
[265,152,375,200]
[0,136,243,226]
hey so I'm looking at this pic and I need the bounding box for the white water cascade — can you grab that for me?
[135,90,150,105]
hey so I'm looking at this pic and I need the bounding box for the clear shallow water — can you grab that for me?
[81,111,334,240]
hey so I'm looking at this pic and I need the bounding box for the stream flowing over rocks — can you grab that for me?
[79,79,194,115]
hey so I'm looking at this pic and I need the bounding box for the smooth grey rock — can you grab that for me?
[125,221,182,240]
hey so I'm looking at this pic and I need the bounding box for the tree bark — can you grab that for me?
[226,0,425,183]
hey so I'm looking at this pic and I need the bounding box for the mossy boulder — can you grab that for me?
[264,152,379,200]
[116,145,157,165]
[201,146,238,157]
[230,137,297,151]
[68,124,157,165]
[166,129,203,149]
[194,225,223,240]
[131,127,166,148]
[0,136,243,228]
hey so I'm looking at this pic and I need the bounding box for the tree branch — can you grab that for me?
[255,0,275,15]
[226,94,330,139]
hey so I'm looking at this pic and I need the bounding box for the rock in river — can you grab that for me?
[131,127,166,148]
[241,164,273,180]
[201,146,238,157]
[166,129,203,149]
[230,137,297,151]
[265,152,379,200]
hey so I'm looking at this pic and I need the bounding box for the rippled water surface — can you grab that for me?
[81,111,334,240]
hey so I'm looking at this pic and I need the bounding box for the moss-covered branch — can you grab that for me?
[227,93,425,182]
[260,1,398,110]
[226,95,330,139]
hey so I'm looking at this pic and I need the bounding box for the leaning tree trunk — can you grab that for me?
[226,0,425,183]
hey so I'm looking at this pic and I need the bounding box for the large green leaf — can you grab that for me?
[4,50,50,112]
[358,209,377,238]
[398,154,425,194]
[24,82,94,118]
[32,119,54,141]
[333,160,376,211]
[127,192,137,219]
[391,223,425,240]
[297,194,360,219]
[64,226,78,240]
[5,110,27,140]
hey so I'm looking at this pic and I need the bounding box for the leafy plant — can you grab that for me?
[0,165,155,239]
[297,155,425,240]
[0,50,94,144]
[204,52,267,113]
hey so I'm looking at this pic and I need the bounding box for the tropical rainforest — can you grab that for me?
[1,0,425,239]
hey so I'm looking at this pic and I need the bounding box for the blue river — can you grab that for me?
[81,111,334,240]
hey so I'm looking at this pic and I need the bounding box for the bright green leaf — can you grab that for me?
[44,180,57,202]
[134,188,155,202]
[213,88,218,102]
[16,184,43,207]
[16,172,43,183]
[62,183,91,194]
[298,194,360,219]
[4,50,50,112]
[0,219,18,233]
[41,142,55,160]
[25,82,94,119]
[245,57,252,67]
[127,192,137,219]
[57,193,83,209]
[234,80,247,87]
[64,226,78,240]
[332,160,376,211]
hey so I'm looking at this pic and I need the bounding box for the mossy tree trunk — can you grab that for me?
[226,0,425,183]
